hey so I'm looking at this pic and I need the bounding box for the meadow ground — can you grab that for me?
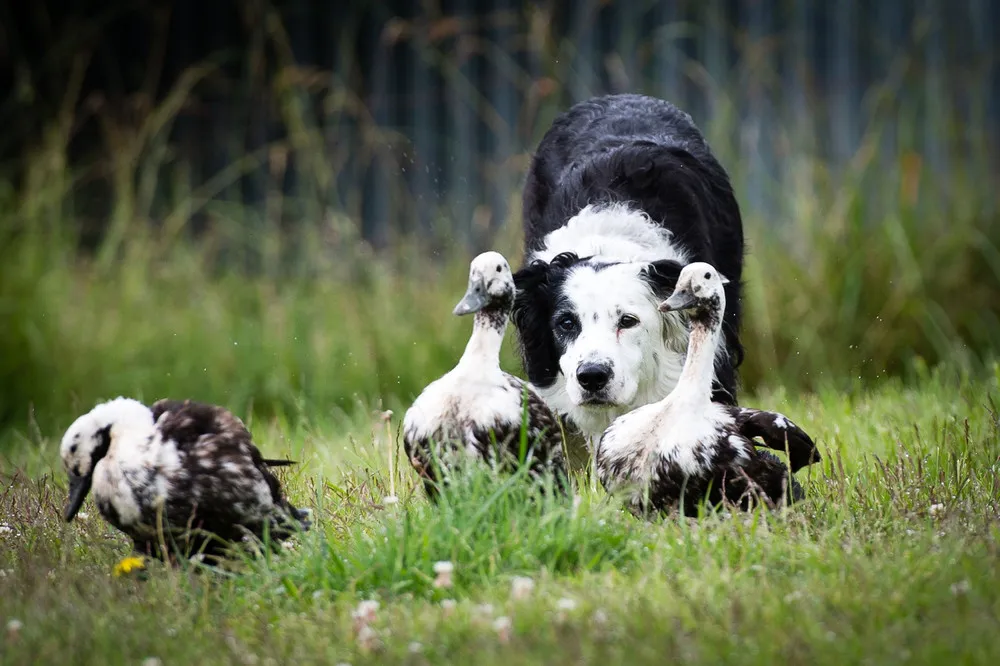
[2,365,999,666]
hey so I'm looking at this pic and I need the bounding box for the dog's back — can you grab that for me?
[523,94,733,252]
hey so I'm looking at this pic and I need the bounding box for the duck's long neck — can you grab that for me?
[457,309,507,371]
[673,310,724,405]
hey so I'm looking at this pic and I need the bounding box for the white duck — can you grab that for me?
[61,397,310,562]
[403,251,568,499]
[596,262,821,517]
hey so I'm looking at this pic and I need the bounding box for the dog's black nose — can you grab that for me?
[576,362,612,392]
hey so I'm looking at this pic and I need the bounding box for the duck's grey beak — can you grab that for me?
[64,472,93,522]
[453,279,489,316]
[658,290,698,313]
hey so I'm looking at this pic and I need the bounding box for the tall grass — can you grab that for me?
[1,5,998,445]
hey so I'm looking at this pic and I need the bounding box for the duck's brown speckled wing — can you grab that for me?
[725,406,821,473]
[722,448,805,509]
[403,377,569,500]
[146,399,310,556]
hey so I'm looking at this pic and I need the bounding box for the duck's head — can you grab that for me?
[658,262,730,325]
[453,251,515,317]
[60,397,154,522]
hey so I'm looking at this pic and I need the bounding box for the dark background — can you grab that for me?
[3,0,997,249]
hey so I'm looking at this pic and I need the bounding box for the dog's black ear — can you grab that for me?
[513,259,549,293]
[549,251,584,268]
[511,261,562,388]
[639,259,684,300]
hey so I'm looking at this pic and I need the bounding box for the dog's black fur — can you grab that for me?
[512,94,746,406]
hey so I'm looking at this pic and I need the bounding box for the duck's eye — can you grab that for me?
[69,444,77,454]
[704,272,711,280]
[496,265,502,272]
[618,314,640,329]
[555,315,577,333]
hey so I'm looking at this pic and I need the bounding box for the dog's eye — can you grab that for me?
[555,315,577,333]
[618,314,640,329]
[703,272,711,280]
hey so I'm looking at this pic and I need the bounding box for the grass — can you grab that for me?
[2,365,1000,665]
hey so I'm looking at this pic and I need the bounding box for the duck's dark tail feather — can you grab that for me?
[262,458,298,467]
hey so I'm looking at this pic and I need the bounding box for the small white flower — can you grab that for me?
[6,619,23,638]
[555,597,577,622]
[76,512,90,520]
[351,600,380,629]
[433,561,454,589]
[950,580,971,596]
[474,603,494,617]
[382,495,399,506]
[0,524,13,535]
[440,599,457,616]
[407,641,423,654]
[929,503,945,517]
[556,598,577,612]
[510,576,535,601]
[591,609,608,626]
[492,616,513,643]
[141,659,162,666]
[281,539,297,551]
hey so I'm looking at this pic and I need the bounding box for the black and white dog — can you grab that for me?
[511,94,745,443]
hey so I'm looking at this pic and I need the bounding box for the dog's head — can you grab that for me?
[512,252,686,415]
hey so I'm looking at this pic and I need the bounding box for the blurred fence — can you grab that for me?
[2,0,998,247]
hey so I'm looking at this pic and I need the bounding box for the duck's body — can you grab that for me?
[596,262,820,517]
[598,399,813,517]
[403,252,568,499]
[61,397,310,561]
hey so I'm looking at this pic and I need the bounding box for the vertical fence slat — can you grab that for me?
[489,0,518,233]
[447,0,476,244]
[923,0,946,176]
[656,1,682,103]
[568,0,600,103]
[830,0,856,165]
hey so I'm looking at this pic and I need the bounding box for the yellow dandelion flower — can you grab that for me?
[113,556,147,577]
